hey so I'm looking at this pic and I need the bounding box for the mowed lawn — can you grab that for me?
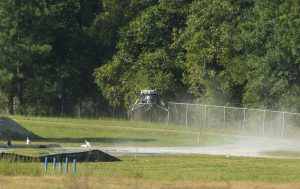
[76,155,300,183]
[1,116,300,188]
[1,155,300,189]
[8,115,235,148]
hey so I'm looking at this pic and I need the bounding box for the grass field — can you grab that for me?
[76,155,300,182]
[1,155,300,188]
[1,115,300,188]
[260,151,300,158]
[6,115,235,148]
[2,176,300,189]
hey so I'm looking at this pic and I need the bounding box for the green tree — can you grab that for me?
[44,0,101,99]
[234,0,300,110]
[182,0,254,105]
[0,0,51,113]
[94,0,190,110]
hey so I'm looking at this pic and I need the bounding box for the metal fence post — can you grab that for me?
[158,108,161,123]
[61,96,64,117]
[78,98,81,118]
[96,96,99,117]
[223,106,226,129]
[277,112,280,135]
[243,108,246,133]
[196,104,199,127]
[185,103,189,127]
[167,102,170,125]
[113,107,115,120]
[262,110,266,135]
[204,105,207,128]
[281,112,285,137]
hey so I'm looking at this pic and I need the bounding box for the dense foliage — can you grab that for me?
[1,0,300,115]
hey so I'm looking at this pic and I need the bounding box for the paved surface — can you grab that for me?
[1,135,300,158]
[99,136,300,158]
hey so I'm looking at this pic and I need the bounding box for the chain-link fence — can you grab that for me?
[0,107,7,115]
[7,96,300,137]
[132,102,300,137]
[12,97,127,119]
[0,97,8,115]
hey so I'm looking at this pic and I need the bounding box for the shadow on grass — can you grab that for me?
[38,137,156,144]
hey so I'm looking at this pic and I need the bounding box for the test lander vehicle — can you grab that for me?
[131,90,168,112]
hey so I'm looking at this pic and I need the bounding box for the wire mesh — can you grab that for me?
[7,96,300,138]
[132,102,300,137]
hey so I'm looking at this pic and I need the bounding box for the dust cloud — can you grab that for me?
[101,134,300,158]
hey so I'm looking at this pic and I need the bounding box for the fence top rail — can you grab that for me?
[167,102,300,116]
[168,102,188,105]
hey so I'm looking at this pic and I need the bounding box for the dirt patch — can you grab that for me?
[0,117,38,140]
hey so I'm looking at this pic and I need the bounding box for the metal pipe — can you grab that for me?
[59,161,62,173]
[44,157,48,172]
[166,102,300,116]
[53,158,56,172]
[204,105,207,128]
[73,159,76,174]
[282,112,285,137]
[167,102,170,125]
[223,106,226,129]
[262,110,266,135]
[185,103,189,127]
[243,108,246,133]
[65,158,69,173]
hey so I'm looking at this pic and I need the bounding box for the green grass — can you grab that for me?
[8,115,247,135]
[5,115,235,148]
[1,154,300,183]
[1,115,300,185]
[76,154,300,183]
[9,115,175,129]
[5,148,51,157]
[260,151,300,158]
[0,158,41,176]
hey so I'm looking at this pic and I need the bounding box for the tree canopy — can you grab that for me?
[1,0,300,115]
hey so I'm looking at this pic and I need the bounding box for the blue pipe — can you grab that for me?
[73,159,76,174]
[59,161,62,173]
[44,157,48,172]
[65,158,68,173]
[53,158,56,172]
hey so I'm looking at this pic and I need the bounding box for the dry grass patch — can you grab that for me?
[0,176,300,189]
